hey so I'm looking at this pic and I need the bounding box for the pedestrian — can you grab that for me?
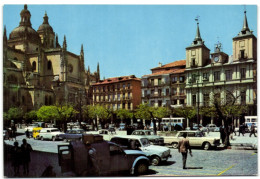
[249,123,257,137]
[11,141,22,176]
[86,142,100,176]
[25,129,30,139]
[11,124,17,140]
[231,124,236,136]
[220,125,226,144]
[178,133,192,169]
[238,124,244,136]
[21,139,33,176]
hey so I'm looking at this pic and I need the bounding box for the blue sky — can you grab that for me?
[3,5,257,79]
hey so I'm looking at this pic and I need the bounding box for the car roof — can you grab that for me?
[112,135,148,140]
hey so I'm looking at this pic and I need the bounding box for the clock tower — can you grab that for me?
[210,42,228,64]
[186,20,210,69]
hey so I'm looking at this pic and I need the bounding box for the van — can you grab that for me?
[38,128,64,141]
[32,127,42,139]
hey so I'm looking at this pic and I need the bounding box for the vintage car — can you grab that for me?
[58,135,150,176]
[87,129,117,141]
[32,127,42,139]
[38,128,64,141]
[163,130,221,150]
[111,135,171,166]
[59,129,85,142]
[131,130,164,145]
[202,124,219,132]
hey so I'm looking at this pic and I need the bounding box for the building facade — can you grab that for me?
[3,5,99,112]
[141,60,186,108]
[92,75,141,110]
[185,11,257,125]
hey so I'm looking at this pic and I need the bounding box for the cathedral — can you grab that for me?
[3,5,100,112]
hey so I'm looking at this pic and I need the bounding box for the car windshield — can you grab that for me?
[140,138,150,146]
[51,129,59,132]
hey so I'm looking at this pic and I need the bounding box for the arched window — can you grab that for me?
[47,60,52,70]
[32,61,36,71]
[45,95,48,105]
[49,96,52,105]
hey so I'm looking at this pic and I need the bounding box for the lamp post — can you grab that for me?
[196,74,200,126]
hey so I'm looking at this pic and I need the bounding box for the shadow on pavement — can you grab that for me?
[185,167,203,169]
[146,169,158,175]
[160,161,176,166]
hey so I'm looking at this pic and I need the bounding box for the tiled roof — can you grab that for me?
[142,68,185,77]
[151,60,186,70]
[92,75,140,85]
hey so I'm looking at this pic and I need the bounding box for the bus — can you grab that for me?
[161,117,186,128]
[245,116,257,132]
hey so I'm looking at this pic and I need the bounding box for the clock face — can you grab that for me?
[214,56,219,62]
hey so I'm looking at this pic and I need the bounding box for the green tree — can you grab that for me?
[5,107,24,125]
[37,106,58,123]
[153,107,171,131]
[55,104,78,131]
[24,110,38,124]
[116,109,133,124]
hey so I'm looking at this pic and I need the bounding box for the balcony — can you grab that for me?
[238,53,248,60]
[190,62,198,68]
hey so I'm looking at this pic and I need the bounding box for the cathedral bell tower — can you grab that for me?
[186,18,210,68]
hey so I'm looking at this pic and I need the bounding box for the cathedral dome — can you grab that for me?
[9,26,40,43]
[37,12,54,35]
[9,5,40,44]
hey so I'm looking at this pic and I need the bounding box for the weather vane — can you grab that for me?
[195,15,200,24]
[244,5,246,13]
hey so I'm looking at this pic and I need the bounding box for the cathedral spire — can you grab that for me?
[241,10,250,33]
[3,25,7,45]
[19,4,32,27]
[43,11,49,24]
[63,35,67,50]
[56,33,60,48]
[97,62,100,82]
[80,44,84,56]
[191,16,203,46]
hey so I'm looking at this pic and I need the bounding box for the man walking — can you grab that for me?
[249,123,257,137]
[178,133,192,169]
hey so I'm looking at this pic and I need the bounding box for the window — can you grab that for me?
[158,100,162,107]
[127,83,131,89]
[172,88,177,95]
[128,92,130,98]
[180,99,184,105]
[240,50,245,59]
[122,103,126,109]
[192,58,196,67]
[180,88,185,95]
[214,71,220,81]
[103,86,105,92]
[225,70,232,81]
[151,100,155,106]
[158,78,162,85]
[203,73,208,81]
[192,95,196,106]
[158,89,162,96]
[151,79,154,86]
[151,90,155,96]
[172,76,178,83]
[117,84,120,90]
[128,102,131,110]
[117,94,120,101]
[32,61,36,71]
[166,89,169,96]
[68,64,73,73]
[192,74,197,83]
[47,60,52,70]
[117,104,120,109]
[240,68,246,79]
[241,91,246,105]
[203,94,209,106]
[179,76,184,83]
[122,84,126,89]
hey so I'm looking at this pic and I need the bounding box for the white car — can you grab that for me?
[111,135,171,166]
[38,128,64,141]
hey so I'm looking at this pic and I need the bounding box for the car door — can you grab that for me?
[109,144,129,172]
[187,132,197,146]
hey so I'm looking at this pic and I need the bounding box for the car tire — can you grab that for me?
[172,142,178,149]
[52,136,55,141]
[135,162,148,175]
[41,136,43,141]
[203,142,211,150]
[151,156,160,166]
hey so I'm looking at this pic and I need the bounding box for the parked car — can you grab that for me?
[119,123,126,130]
[58,136,150,175]
[192,124,204,130]
[163,130,221,150]
[131,130,164,145]
[59,129,85,142]
[38,128,64,141]
[202,124,219,132]
[111,135,171,166]
[87,129,117,141]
